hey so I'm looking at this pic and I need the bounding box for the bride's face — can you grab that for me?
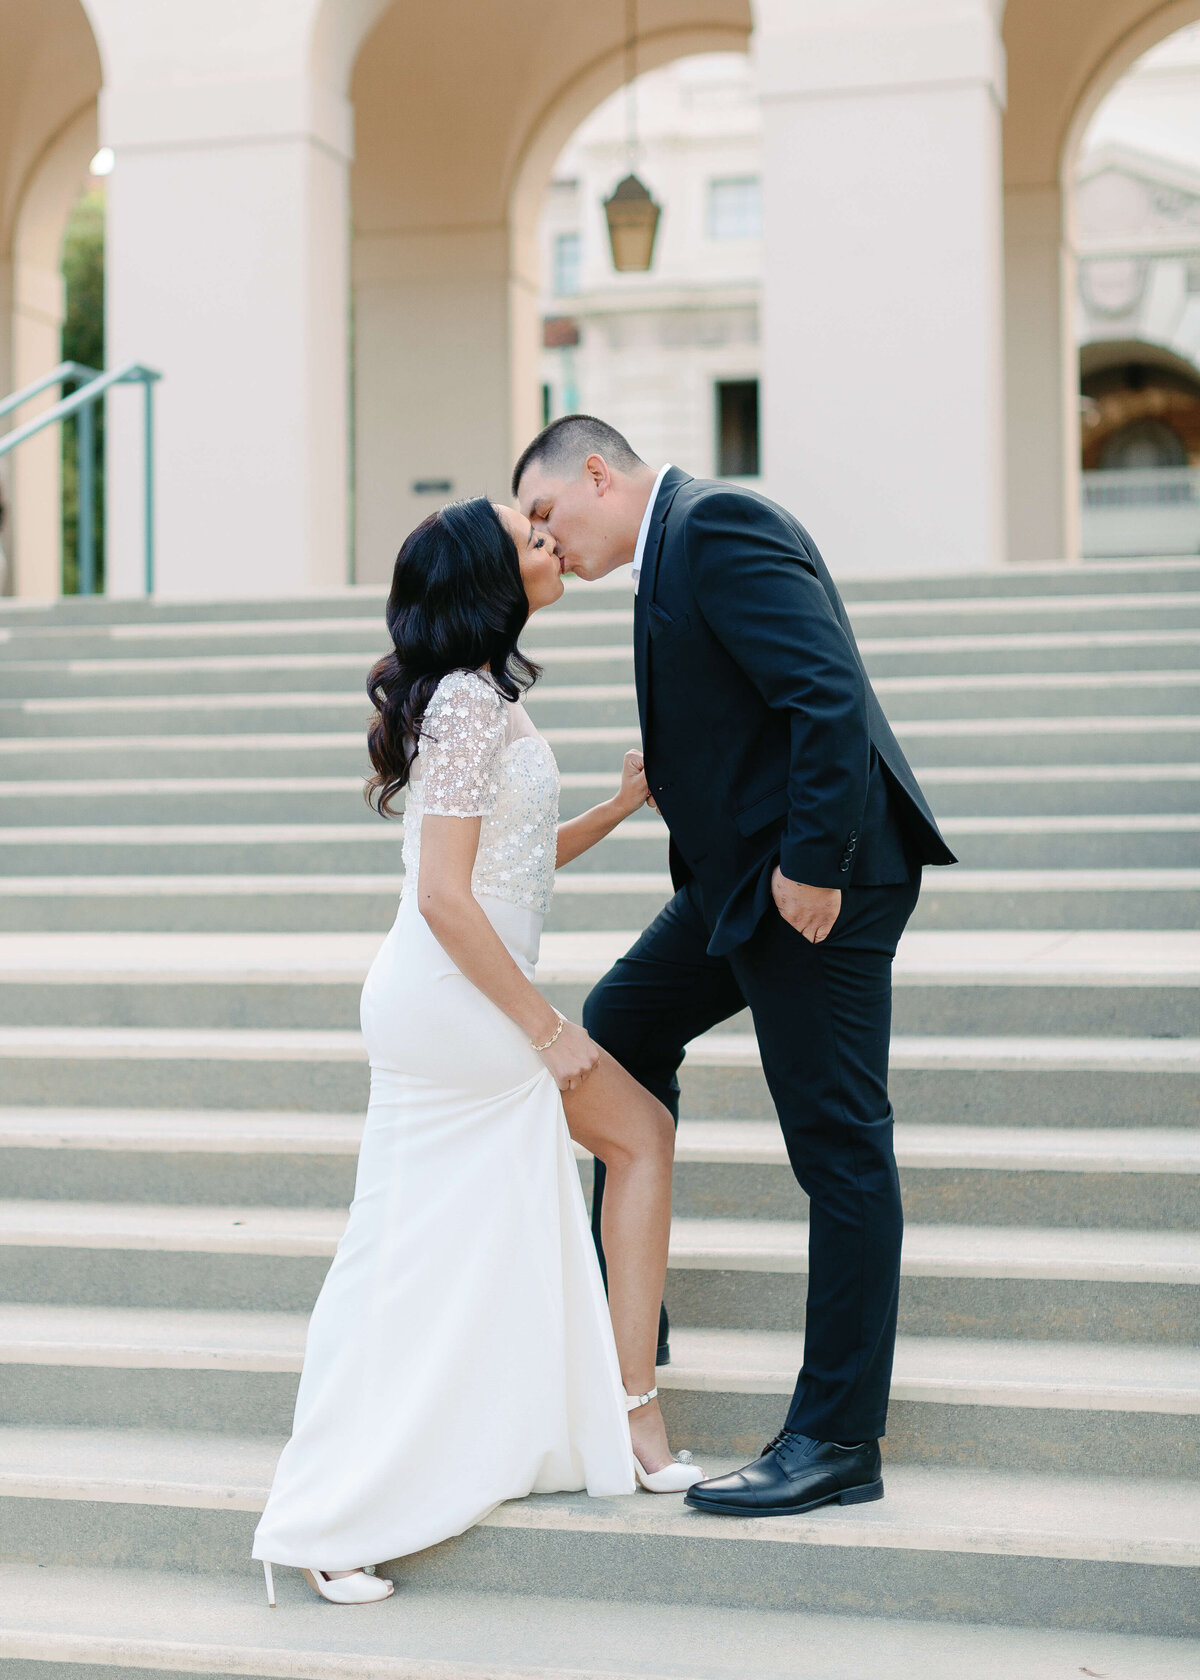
[495,504,566,615]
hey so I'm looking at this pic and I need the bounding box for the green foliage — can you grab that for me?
[61,187,105,593]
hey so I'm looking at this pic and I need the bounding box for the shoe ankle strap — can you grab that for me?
[625,1386,658,1412]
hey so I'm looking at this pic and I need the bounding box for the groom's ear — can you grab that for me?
[585,453,612,496]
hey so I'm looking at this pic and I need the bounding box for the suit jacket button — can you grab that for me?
[839,861,851,873]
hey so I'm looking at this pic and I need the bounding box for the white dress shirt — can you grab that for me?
[631,464,672,595]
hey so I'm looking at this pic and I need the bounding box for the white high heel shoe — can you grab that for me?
[262,1560,394,1606]
[626,1387,705,1492]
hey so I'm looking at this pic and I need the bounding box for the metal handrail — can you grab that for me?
[0,361,101,424]
[0,360,162,595]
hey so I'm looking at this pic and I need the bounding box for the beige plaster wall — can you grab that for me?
[0,0,102,596]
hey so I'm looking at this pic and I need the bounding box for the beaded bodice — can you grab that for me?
[402,670,560,917]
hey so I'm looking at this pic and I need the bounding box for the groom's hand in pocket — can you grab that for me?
[771,867,841,944]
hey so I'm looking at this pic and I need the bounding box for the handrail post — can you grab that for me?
[0,359,161,598]
[77,399,96,596]
[143,374,155,596]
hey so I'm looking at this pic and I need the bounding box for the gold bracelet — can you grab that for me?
[531,1010,566,1052]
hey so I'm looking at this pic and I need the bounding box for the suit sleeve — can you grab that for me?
[682,492,870,889]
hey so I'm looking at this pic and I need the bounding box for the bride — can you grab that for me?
[252,496,702,1606]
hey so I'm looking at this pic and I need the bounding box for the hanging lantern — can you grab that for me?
[603,173,661,272]
[603,0,662,273]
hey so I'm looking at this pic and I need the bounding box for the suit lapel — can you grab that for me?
[633,467,690,749]
[633,587,650,734]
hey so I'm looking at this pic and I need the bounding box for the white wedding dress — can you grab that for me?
[251,670,635,1572]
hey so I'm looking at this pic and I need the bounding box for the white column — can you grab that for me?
[352,227,520,585]
[101,72,352,598]
[754,0,1007,573]
[1004,183,1080,563]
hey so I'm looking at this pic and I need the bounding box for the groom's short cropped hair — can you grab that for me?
[512,415,645,497]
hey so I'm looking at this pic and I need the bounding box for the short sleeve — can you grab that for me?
[417,672,507,817]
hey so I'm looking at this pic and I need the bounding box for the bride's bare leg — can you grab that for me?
[561,1047,677,1472]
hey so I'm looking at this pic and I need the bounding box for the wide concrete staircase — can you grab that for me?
[0,560,1197,1679]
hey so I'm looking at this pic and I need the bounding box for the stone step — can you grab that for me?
[0,814,1196,872]
[0,1305,1195,1477]
[7,642,1200,709]
[8,590,1200,662]
[1,765,1197,825]
[939,814,1200,869]
[846,589,1200,635]
[0,1025,1191,1128]
[7,631,1200,697]
[679,1032,1197,1127]
[660,1327,1200,1472]
[894,714,1200,766]
[670,1121,1199,1228]
[0,1425,1194,1635]
[0,821,662,875]
[9,685,1196,752]
[0,558,1196,632]
[4,1564,1196,1680]
[905,868,1200,931]
[0,606,638,660]
[0,1106,1192,1227]
[0,929,1194,1037]
[3,716,1200,775]
[0,868,1196,935]
[0,870,661,934]
[7,594,1196,658]
[662,1219,1198,1344]
[5,670,1199,747]
[0,589,395,630]
[0,1196,1192,1341]
[2,594,1196,658]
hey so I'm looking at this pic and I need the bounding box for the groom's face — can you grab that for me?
[518,455,634,582]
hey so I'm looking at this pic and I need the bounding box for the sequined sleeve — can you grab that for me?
[417,671,507,817]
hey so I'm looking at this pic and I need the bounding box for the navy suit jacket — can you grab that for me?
[633,469,956,957]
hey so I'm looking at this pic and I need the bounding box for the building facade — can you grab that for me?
[537,37,1200,557]
[538,55,763,487]
[5,0,1200,598]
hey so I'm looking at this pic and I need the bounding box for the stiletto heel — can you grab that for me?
[258,1561,393,1605]
[625,1386,706,1492]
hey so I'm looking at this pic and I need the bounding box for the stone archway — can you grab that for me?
[342,0,749,584]
[505,23,752,476]
[1002,0,1200,563]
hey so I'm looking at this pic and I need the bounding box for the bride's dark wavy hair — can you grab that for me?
[365,497,540,816]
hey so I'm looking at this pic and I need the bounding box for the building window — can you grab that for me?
[553,232,581,295]
[716,380,759,477]
[707,177,762,241]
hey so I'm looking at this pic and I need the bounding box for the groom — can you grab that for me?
[514,416,956,1516]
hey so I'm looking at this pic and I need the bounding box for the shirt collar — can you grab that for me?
[631,464,672,595]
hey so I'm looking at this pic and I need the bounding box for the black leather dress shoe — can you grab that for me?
[683,1431,883,1517]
